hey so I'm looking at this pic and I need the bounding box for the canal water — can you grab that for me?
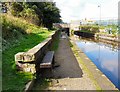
[76,38,120,89]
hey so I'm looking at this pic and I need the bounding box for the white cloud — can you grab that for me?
[54,0,119,23]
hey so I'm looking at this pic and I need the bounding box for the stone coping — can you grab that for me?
[70,36,118,90]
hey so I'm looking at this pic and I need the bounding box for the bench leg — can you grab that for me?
[52,55,55,66]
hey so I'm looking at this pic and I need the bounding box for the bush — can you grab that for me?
[91,26,99,33]
[10,2,23,17]
[20,8,40,25]
[80,25,91,31]
[1,15,25,40]
[80,25,99,33]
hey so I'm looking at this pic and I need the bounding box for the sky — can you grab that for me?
[53,0,119,23]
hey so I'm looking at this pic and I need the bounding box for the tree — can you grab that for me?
[38,2,61,29]
[10,2,23,17]
[8,2,61,29]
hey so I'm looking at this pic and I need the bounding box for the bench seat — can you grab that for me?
[40,51,54,68]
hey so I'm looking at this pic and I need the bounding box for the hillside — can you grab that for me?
[2,14,54,91]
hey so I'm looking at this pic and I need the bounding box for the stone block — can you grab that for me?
[15,52,24,61]
[23,53,35,62]
[16,61,36,74]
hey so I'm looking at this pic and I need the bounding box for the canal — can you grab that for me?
[75,38,120,89]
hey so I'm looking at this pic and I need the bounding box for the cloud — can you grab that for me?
[101,59,118,77]
[54,0,119,23]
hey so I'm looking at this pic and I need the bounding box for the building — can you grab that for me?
[70,19,96,31]
[70,20,80,31]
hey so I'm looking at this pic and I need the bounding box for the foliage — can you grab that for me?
[20,8,40,25]
[80,25,91,31]
[1,14,52,51]
[10,2,23,16]
[97,24,118,35]
[2,14,53,91]
[2,15,26,41]
[91,26,99,33]
[80,25,99,33]
[41,2,61,28]
[50,31,60,51]
[32,78,51,90]
[7,2,61,29]
[71,29,74,35]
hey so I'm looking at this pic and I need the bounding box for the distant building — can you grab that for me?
[70,19,96,31]
[70,20,80,31]
[53,23,70,29]
[80,19,95,25]
[118,2,120,25]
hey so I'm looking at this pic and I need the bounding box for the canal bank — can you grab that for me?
[31,32,118,91]
[31,32,97,90]
[70,36,118,90]
[74,31,119,43]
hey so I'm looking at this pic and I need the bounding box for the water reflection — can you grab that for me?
[76,37,119,89]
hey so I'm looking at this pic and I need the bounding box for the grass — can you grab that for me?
[31,78,51,91]
[2,31,53,91]
[99,25,118,35]
[50,31,60,51]
[2,14,55,91]
[1,14,54,51]
[31,31,61,91]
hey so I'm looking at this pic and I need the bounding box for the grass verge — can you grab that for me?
[50,31,60,51]
[2,31,53,91]
[31,78,51,91]
[31,31,61,90]
[2,14,55,91]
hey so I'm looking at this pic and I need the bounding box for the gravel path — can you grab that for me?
[47,33,96,90]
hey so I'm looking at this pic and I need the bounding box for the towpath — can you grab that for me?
[47,32,96,90]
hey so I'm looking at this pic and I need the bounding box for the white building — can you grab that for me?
[70,19,96,31]
[70,20,80,31]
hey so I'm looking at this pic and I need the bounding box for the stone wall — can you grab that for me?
[15,30,60,74]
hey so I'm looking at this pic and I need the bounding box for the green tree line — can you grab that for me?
[4,2,62,29]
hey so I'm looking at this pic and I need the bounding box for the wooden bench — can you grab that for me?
[40,51,54,69]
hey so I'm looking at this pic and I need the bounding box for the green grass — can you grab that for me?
[2,31,53,91]
[2,14,55,91]
[99,25,118,35]
[50,31,60,51]
[30,32,61,91]
[31,78,51,91]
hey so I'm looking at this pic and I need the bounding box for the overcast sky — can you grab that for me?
[54,0,119,23]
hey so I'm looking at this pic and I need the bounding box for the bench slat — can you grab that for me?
[40,51,54,68]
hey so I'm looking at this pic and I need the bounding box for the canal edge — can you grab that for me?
[69,36,118,91]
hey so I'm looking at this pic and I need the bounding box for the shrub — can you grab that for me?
[1,15,25,40]
[71,30,74,35]
[80,25,91,31]
[91,26,99,33]
[20,8,40,25]
[80,25,99,33]
[10,2,23,17]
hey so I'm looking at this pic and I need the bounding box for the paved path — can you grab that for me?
[47,33,96,90]
[32,32,118,91]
